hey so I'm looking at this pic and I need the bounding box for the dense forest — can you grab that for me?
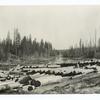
[1,28,100,61]
[0,29,58,61]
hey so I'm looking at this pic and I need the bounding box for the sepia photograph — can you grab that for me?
[0,5,100,94]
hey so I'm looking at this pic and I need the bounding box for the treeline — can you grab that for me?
[63,37,100,59]
[0,29,58,61]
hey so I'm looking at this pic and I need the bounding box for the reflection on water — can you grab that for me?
[54,56,77,64]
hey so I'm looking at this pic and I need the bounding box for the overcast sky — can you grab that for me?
[0,6,100,49]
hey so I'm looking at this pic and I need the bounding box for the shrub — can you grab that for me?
[28,85,33,91]
[19,75,32,85]
[31,79,41,87]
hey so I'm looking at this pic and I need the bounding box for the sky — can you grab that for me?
[0,6,100,49]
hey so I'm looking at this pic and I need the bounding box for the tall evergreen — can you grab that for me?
[0,28,55,61]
